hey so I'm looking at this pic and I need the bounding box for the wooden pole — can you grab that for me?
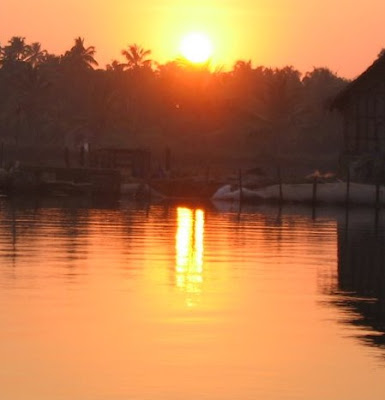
[278,166,283,204]
[238,169,243,204]
[147,172,152,203]
[344,206,350,234]
[312,176,318,207]
[345,167,350,207]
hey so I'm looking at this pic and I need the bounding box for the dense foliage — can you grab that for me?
[0,36,349,169]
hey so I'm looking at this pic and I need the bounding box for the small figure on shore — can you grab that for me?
[79,142,89,167]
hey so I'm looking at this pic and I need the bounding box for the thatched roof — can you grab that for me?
[331,53,385,110]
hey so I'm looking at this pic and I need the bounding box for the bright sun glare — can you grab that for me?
[180,32,213,64]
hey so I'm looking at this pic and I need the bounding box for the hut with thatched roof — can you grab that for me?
[332,53,385,182]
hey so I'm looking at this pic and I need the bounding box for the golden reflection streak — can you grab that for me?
[175,207,205,305]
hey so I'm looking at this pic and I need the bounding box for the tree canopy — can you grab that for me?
[0,36,349,168]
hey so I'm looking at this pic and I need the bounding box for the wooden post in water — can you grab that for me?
[312,176,318,207]
[238,169,243,204]
[311,176,318,220]
[277,166,283,204]
[345,167,350,207]
[147,172,152,203]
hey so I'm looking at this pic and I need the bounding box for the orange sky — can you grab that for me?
[1,0,385,78]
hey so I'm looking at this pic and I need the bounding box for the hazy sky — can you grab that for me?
[1,0,385,78]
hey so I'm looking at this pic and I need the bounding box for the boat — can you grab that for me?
[149,178,223,199]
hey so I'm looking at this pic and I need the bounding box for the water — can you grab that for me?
[0,197,385,400]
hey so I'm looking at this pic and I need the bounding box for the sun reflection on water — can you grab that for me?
[175,207,204,306]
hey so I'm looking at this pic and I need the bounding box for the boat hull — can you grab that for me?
[150,179,222,199]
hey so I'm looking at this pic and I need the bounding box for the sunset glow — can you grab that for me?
[175,208,205,306]
[179,32,213,63]
[2,1,385,76]
[3,0,385,397]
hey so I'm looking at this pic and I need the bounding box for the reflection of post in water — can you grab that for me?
[336,211,385,349]
[11,205,17,260]
[175,207,204,304]
[54,207,91,283]
[5,204,18,272]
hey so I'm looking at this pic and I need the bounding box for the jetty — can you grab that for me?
[1,165,121,196]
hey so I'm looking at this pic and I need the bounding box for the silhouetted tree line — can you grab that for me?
[0,36,349,167]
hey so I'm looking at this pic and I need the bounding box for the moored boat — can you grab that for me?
[149,178,223,199]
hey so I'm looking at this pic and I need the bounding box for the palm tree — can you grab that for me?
[63,37,98,69]
[302,67,348,109]
[106,59,124,72]
[70,82,121,146]
[0,36,28,65]
[25,42,47,67]
[233,59,253,73]
[14,64,51,143]
[121,44,152,70]
[256,68,304,156]
[3,64,51,146]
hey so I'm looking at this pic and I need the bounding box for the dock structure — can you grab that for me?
[4,165,121,196]
[90,148,151,179]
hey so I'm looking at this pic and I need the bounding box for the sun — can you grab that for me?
[179,32,213,64]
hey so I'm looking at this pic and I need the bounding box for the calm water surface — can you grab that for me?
[0,197,385,400]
